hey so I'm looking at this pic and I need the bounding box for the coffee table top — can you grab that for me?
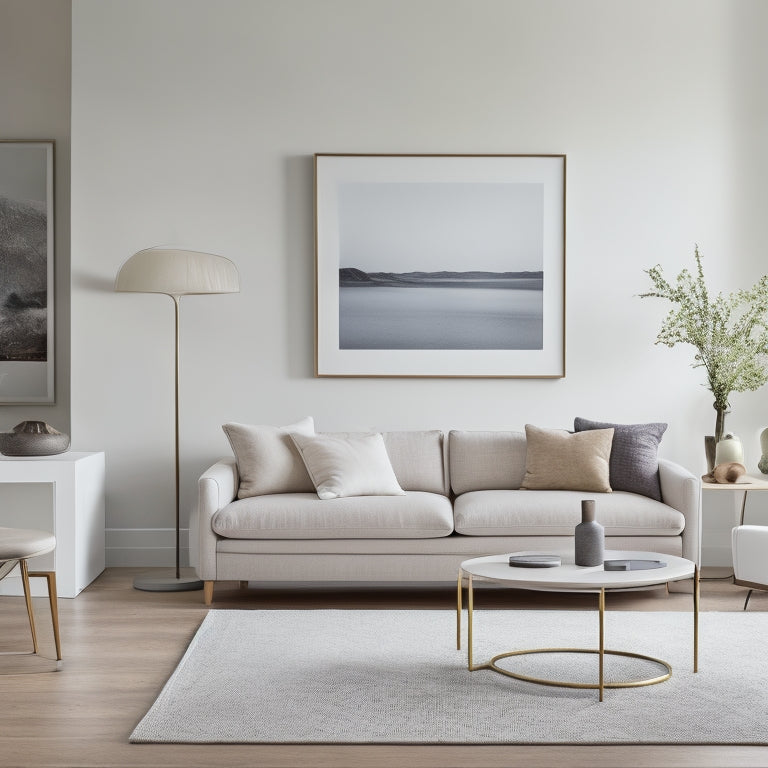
[460,550,695,591]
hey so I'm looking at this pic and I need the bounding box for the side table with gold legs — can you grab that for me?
[457,550,699,702]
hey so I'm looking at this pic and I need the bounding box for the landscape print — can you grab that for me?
[0,142,53,402]
[337,182,544,350]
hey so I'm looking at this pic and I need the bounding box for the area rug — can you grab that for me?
[130,609,768,744]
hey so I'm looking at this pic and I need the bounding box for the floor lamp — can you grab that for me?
[115,247,240,591]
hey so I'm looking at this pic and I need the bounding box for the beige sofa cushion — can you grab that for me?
[521,424,614,492]
[382,430,448,496]
[223,417,316,498]
[454,490,684,537]
[212,491,454,539]
[290,432,405,499]
[319,430,447,495]
[449,430,527,494]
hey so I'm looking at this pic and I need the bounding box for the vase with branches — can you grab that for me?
[640,246,768,468]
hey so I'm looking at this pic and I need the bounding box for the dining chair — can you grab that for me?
[0,527,61,661]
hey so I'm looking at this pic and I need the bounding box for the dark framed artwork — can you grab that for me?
[314,153,565,378]
[0,141,55,403]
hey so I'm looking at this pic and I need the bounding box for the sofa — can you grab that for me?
[192,419,700,604]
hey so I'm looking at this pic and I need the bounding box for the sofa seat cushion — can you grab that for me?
[212,491,454,539]
[454,490,684,537]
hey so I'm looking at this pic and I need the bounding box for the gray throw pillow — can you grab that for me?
[574,417,667,501]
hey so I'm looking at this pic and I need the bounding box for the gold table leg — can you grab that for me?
[457,569,677,701]
[598,587,605,702]
[694,565,699,673]
[456,569,463,650]
[467,573,475,670]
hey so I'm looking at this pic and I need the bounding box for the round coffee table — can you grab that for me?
[457,550,699,701]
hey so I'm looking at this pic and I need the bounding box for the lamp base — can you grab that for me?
[133,568,203,592]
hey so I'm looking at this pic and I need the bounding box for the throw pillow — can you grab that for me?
[222,417,315,498]
[289,432,406,500]
[521,424,614,492]
[574,417,667,501]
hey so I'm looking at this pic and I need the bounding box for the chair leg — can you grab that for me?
[203,581,214,605]
[29,570,62,660]
[19,559,39,655]
[744,589,753,611]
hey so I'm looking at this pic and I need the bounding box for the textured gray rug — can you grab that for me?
[130,609,768,744]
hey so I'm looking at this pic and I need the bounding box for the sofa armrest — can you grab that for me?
[192,457,239,581]
[658,457,701,565]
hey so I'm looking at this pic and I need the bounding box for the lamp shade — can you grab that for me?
[115,248,240,297]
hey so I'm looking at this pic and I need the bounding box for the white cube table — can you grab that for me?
[0,452,105,598]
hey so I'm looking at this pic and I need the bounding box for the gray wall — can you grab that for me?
[0,0,71,430]
[64,0,768,567]
[0,0,71,526]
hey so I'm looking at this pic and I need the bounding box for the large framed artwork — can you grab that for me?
[314,153,565,378]
[0,141,55,403]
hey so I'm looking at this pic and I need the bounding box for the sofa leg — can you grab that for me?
[203,581,214,605]
[239,580,248,589]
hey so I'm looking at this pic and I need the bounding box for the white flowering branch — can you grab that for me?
[640,246,768,440]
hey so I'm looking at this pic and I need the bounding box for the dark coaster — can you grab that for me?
[604,559,667,571]
[508,554,562,568]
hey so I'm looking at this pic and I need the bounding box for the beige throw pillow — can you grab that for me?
[521,424,614,492]
[223,417,316,498]
[289,432,405,500]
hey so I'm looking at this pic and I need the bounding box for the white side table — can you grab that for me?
[701,475,768,526]
[0,451,105,598]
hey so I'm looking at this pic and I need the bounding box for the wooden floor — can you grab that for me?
[1,567,767,768]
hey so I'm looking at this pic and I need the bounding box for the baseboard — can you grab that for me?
[105,528,191,567]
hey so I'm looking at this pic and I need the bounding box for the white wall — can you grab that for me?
[70,0,768,567]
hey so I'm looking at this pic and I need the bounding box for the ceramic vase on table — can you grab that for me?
[715,433,744,466]
[759,428,768,475]
[705,403,731,473]
[575,499,604,566]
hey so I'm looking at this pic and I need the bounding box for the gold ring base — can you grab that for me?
[484,647,671,690]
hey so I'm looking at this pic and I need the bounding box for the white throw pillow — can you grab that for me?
[223,417,315,498]
[289,432,406,500]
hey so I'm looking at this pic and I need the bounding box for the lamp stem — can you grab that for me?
[174,294,181,580]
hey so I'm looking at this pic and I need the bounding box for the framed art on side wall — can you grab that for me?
[0,141,55,403]
[314,153,565,378]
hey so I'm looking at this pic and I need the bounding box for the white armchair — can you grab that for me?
[732,525,768,610]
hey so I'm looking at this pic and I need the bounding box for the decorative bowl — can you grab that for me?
[0,421,71,456]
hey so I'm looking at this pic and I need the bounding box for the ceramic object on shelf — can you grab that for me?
[575,499,604,567]
[705,436,717,474]
[759,428,768,475]
[715,433,744,466]
[0,421,70,456]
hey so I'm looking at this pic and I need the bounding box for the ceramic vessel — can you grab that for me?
[715,433,744,465]
[575,499,604,567]
[759,427,768,475]
[705,436,717,474]
[0,421,70,456]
